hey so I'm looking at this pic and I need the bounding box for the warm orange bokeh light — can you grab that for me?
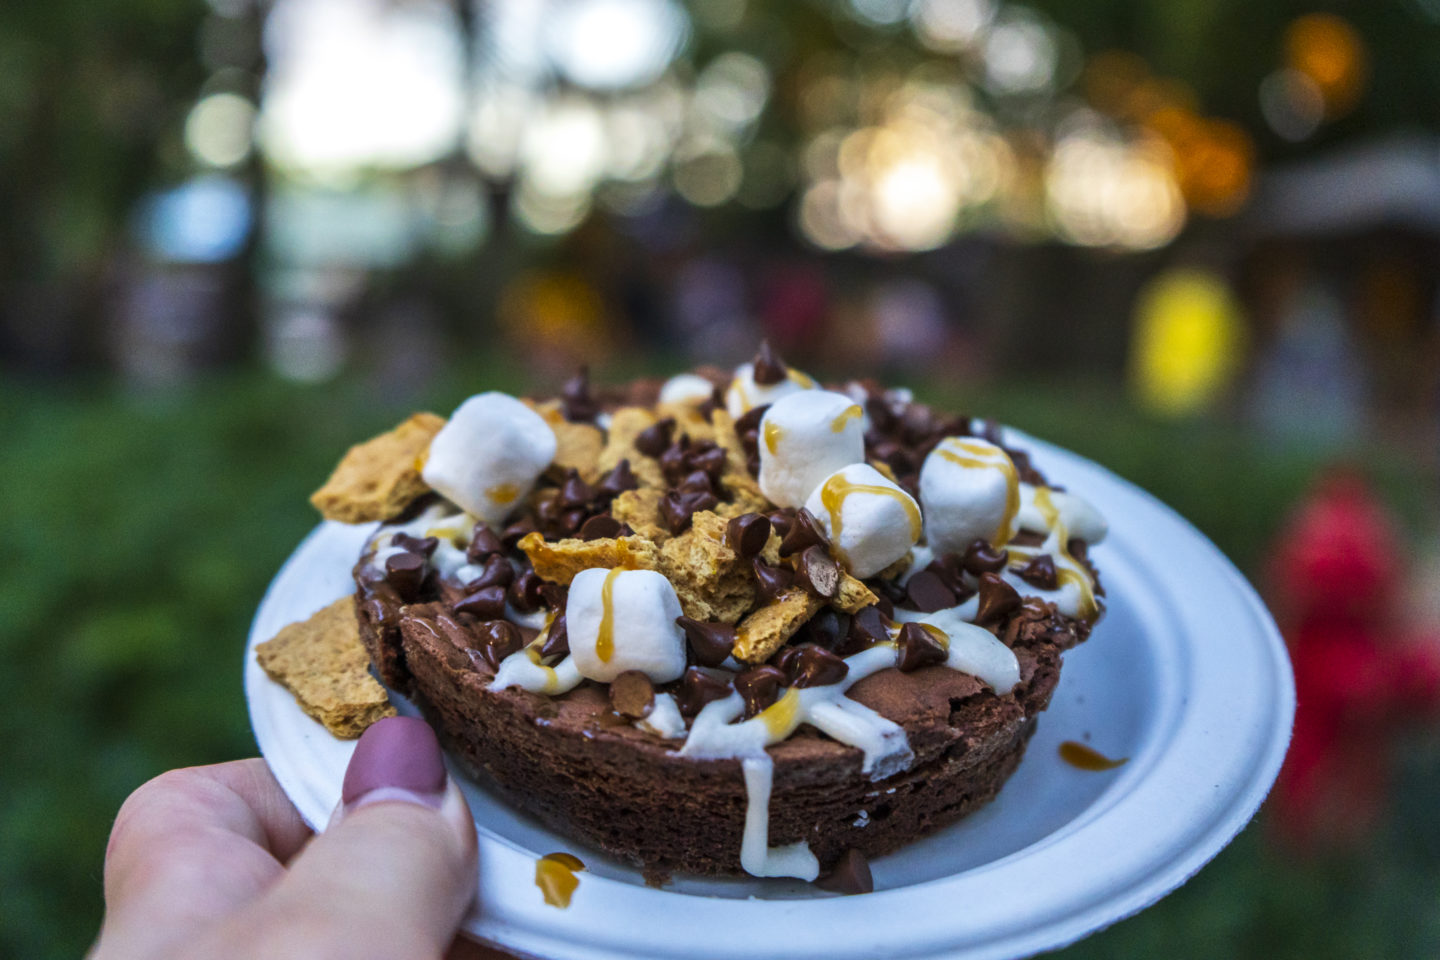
[1284,13,1367,116]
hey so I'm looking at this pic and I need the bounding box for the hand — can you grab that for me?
[92,717,507,960]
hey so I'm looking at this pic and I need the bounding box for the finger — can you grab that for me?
[211,717,477,960]
[97,759,312,960]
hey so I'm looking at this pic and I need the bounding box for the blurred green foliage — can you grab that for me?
[1,366,1436,959]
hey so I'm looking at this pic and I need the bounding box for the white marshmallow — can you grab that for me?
[725,361,815,417]
[567,568,687,683]
[422,392,556,527]
[758,390,866,508]
[1017,483,1109,544]
[659,373,717,406]
[919,437,1020,554]
[805,463,921,578]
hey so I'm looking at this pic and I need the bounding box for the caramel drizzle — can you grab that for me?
[1059,740,1128,771]
[758,687,803,739]
[819,472,922,557]
[596,568,622,662]
[1028,487,1100,623]
[486,483,519,506]
[787,368,815,387]
[831,404,863,433]
[936,440,1019,546]
[763,420,784,454]
[535,852,585,908]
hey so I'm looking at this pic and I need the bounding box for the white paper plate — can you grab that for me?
[246,434,1293,960]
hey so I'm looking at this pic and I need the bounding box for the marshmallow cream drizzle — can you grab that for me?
[362,368,1106,881]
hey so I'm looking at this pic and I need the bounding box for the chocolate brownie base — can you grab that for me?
[371,597,1078,876]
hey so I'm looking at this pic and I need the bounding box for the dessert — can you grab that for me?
[290,344,1108,884]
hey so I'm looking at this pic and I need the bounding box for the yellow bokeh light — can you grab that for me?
[1129,268,1247,418]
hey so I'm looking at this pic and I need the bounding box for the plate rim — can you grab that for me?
[245,434,1294,960]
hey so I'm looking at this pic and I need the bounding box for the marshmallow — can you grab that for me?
[725,362,816,417]
[758,390,866,508]
[422,392,556,527]
[919,437,1020,554]
[567,568,687,683]
[805,463,921,578]
[659,373,717,406]
[1017,483,1109,544]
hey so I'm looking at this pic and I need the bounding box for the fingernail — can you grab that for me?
[341,716,447,811]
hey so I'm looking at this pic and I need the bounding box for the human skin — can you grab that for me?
[90,718,511,960]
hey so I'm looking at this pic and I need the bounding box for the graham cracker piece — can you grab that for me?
[526,399,604,484]
[611,488,671,543]
[833,572,878,614]
[709,409,764,502]
[310,413,445,524]
[256,597,395,738]
[518,531,662,585]
[657,511,757,623]
[597,407,666,489]
[656,402,715,444]
[732,590,824,663]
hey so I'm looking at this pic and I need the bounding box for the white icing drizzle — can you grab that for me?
[365,503,475,581]
[891,608,1021,692]
[638,693,687,739]
[490,620,583,696]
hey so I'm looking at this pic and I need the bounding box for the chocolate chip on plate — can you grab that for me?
[814,848,873,895]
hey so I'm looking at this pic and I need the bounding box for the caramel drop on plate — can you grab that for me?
[536,853,586,908]
[1059,740,1128,771]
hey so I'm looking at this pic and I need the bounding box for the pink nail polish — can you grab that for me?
[342,716,447,808]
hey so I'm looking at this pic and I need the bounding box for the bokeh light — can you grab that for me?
[184,92,256,169]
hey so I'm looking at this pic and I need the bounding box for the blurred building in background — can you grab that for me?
[1,0,1438,463]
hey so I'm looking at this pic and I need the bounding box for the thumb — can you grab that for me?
[215,717,478,960]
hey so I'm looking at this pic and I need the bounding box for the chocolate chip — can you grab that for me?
[676,616,737,668]
[579,514,624,541]
[766,509,795,539]
[745,450,762,476]
[961,539,1008,576]
[871,591,894,619]
[734,404,769,435]
[788,644,849,688]
[559,470,594,508]
[752,557,795,601]
[1067,538,1089,564]
[597,459,639,498]
[735,665,787,718]
[508,568,545,612]
[726,513,772,558]
[1017,554,1058,590]
[815,848,873,895]
[974,572,1021,626]
[540,611,569,659]
[796,608,847,650]
[690,444,728,478]
[609,670,655,719]
[924,554,969,595]
[537,582,569,609]
[391,533,438,557]
[384,552,427,601]
[896,622,948,671]
[795,545,840,599]
[454,584,507,620]
[779,508,830,557]
[501,515,537,547]
[464,554,514,591]
[472,619,523,668]
[678,469,714,495]
[467,524,507,563]
[678,667,733,716]
[846,605,892,651]
[904,570,956,613]
[752,339,788,385]
[635,418,676,457]
[562,366,599,422]
[559,508,588,535]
